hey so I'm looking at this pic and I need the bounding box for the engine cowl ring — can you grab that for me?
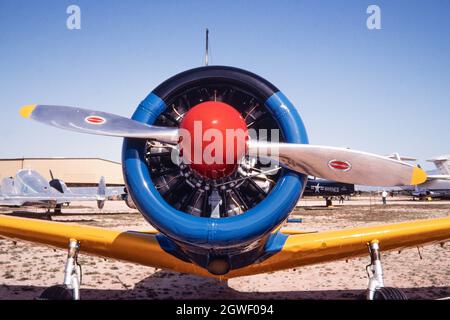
[122,66,308,248]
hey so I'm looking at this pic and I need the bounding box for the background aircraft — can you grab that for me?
[303,177,355,206]
[2,66,448,302]
[390,154,450,200]
[410,156,450,199]
[0,169,107,213]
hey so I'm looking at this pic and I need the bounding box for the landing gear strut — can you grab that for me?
[39,239,81,300]
[366,240,407,300]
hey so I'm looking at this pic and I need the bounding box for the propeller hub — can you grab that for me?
[179,101,248,179]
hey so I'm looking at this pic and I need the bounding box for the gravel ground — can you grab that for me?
[0,197,449,300]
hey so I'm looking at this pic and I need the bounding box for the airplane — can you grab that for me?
[0,169,107,213]
[409,155,450,200]
[303,177,355,206]
[2,65,449,301]
[387,154,450,200]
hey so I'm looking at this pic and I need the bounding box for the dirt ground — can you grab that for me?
[0,197,449,300]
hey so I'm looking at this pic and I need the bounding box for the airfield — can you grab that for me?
[1,197,449,300]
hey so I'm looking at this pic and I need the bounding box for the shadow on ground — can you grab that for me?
[1,270,449,300]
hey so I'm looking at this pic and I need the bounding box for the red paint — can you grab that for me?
[179,101,248,179]
[85,116,106,124]
[328,160,351,172]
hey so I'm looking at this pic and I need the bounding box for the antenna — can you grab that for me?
[204,28,209,66]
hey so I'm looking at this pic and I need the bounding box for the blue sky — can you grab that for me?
[0,0,449,170]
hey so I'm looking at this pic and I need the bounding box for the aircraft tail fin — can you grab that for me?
[96,176,106,209]
[427,155,450,175]
[1,177,17,195]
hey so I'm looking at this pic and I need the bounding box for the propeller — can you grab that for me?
[247,141,427,187]
[19,105,179,143]
[20,104,427,186]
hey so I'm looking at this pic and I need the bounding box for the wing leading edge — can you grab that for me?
[228,217,450,277]
[0,215,211,277]
[0,215,449,279]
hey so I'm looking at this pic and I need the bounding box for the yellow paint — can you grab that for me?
[0,215,211,278]
[281,229,317,235]
[226,216,450,278]
[411,166,427,185]
[19,105,36,118]
[1,214,450,279]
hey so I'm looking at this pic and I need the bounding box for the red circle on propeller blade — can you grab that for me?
[85,116,106,125]
[328,160,351,172]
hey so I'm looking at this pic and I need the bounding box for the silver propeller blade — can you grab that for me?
[19,105,428,187]
[248,141,427,186]
[20,105,179,143]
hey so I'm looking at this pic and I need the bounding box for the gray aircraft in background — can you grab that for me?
[399,155,450,199]
[0,169,108,213]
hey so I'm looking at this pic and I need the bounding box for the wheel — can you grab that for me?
[54,204,62,214]
[39,285,74,300]
[373,287,408,300]
[97,200,105,209]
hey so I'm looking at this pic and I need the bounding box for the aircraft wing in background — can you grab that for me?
[0,194,102,207]
[426,175,450,180]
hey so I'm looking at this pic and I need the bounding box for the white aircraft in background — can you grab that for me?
[395,155,450,199]
[0,169,107,213]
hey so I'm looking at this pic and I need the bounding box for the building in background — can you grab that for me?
[0,158,124,186]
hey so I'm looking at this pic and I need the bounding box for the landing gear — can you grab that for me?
[39,239,81,300]
[325,197,333,207]
[366,240,407,300]
[54,204,62,214]
[97,200,105,209]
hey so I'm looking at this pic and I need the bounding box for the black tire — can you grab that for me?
[39,285,74,300]
[125,195,137,209]
[373,287,408,300]
[54,204,62,214]
[97,200,105,209]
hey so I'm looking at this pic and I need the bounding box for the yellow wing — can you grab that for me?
[1,214,450,279]
[0,214,212,278]
[229,217,450,277]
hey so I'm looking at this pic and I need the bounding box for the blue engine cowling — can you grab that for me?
[122,66,308,272]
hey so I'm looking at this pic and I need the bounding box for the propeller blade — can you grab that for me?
[248,141,427,186]
[19,105,179,143]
